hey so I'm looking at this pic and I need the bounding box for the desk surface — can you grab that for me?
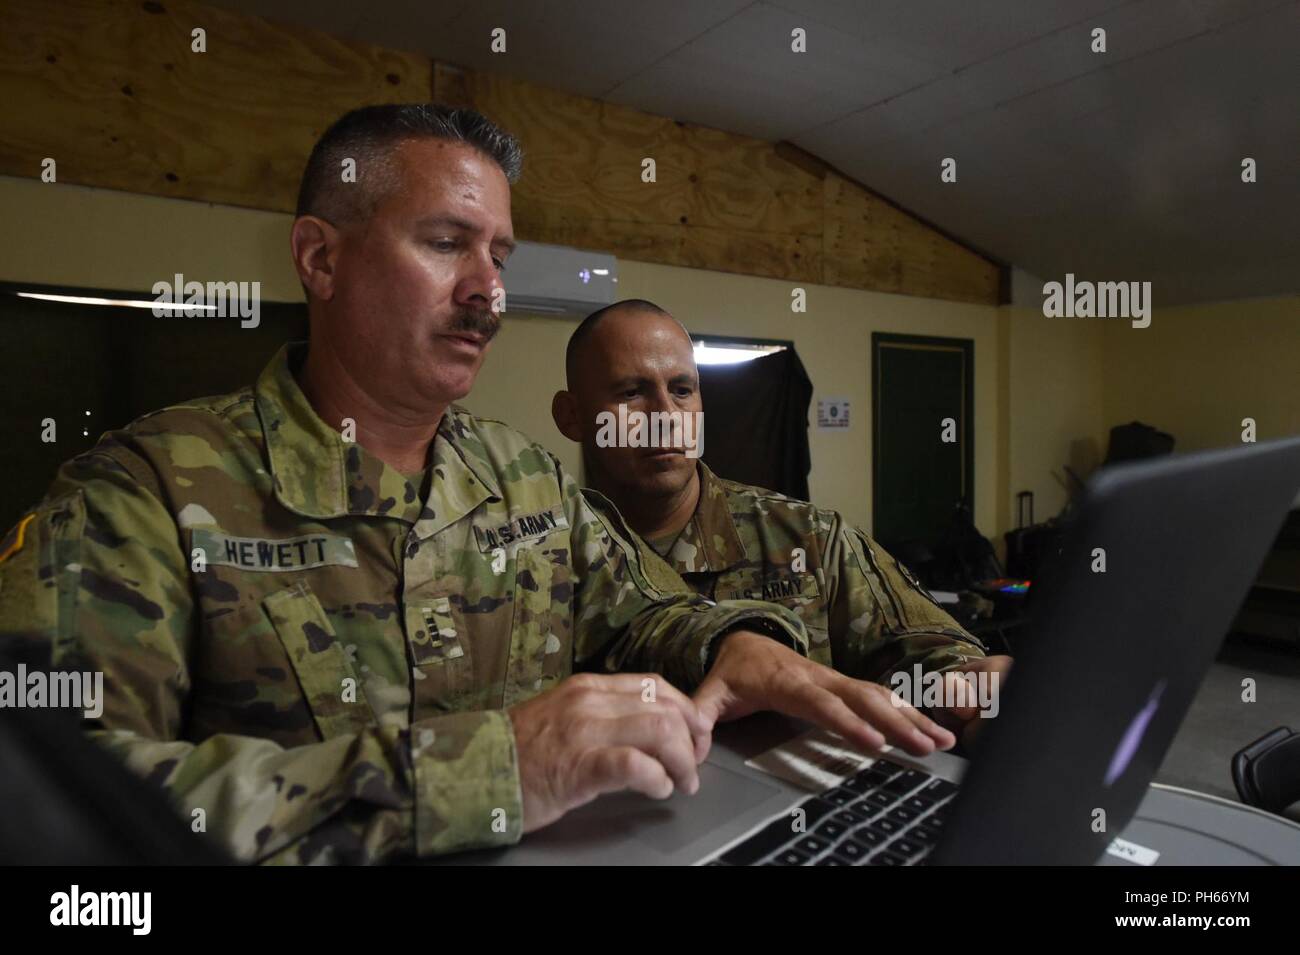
[1115,783,1300,865]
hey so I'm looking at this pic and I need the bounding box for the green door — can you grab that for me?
[872,334,974,552]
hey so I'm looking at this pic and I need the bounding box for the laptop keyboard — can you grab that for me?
[705,756,956,866]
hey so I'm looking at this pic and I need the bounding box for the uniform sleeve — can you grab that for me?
[0,444,522,865]
[563,466,811,693]
[819,509,986,684]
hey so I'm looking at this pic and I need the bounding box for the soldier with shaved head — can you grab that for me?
[553,299,1012,745]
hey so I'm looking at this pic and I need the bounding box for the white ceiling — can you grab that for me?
[210,0,1299,305]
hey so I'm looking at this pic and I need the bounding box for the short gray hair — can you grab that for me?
[295,103,523,225]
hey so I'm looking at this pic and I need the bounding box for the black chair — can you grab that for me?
[1232,726,1300,816]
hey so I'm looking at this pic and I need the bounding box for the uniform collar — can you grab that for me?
[666,462,749,574]
[255,342,501,527]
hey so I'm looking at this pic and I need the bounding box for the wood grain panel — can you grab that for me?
[0,0,430,211]
[0,0,1000,302]
[824,172,1000,304]
[466,70,825,282]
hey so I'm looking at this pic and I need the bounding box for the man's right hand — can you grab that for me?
[507,672,712,833]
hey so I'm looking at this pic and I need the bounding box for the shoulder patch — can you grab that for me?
[0,512,36,565]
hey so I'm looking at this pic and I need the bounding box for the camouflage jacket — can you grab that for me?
[0,343,810,865]
[589,463,986,684]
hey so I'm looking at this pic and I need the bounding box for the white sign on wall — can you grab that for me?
[817,398,850,430]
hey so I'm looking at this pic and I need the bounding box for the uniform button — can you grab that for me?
[406,538,419,558]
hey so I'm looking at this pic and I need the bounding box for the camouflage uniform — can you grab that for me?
[589,462,986,684]
[0,343,810,864]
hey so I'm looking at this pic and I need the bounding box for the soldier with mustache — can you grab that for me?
[0,105,955,864]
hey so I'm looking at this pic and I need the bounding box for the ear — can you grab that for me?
[551,390,582,443]
[290,216,340,302]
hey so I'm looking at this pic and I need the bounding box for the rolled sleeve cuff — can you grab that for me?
[681,600,811,690]
[921,643,988,674]
[884,629,989,682]
[411,709,524,857]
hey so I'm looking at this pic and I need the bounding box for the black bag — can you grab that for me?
[1003,490,1064,581]
[1105,421,1175,465]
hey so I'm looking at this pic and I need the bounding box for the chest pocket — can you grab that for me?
[503,542,573,708]
[264,583,375,739]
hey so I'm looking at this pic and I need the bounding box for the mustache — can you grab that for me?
[448,307,500,343]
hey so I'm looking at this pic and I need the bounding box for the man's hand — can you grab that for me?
[929,654,1013,747]
[508,672,711,833]
[693,631,957,756]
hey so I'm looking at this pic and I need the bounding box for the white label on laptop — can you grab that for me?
[1106,837,1160,866]
[745,728,890,792]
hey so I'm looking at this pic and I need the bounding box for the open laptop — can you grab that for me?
[469,436,1300,866]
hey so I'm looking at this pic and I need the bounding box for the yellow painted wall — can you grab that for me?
[0,175,1005,538]
[0,177,301,299]
[992,292,1299,544]
[1099,297,1300,451]
[12,175,1288,553]
[1002,304,1108,528]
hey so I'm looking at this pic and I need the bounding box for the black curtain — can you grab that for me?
[697,348,812,499]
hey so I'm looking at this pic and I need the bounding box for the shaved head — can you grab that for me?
[565,299,683,389]
[553,300,702,519]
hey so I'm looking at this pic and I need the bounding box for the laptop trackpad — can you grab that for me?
[528,762,783,856]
